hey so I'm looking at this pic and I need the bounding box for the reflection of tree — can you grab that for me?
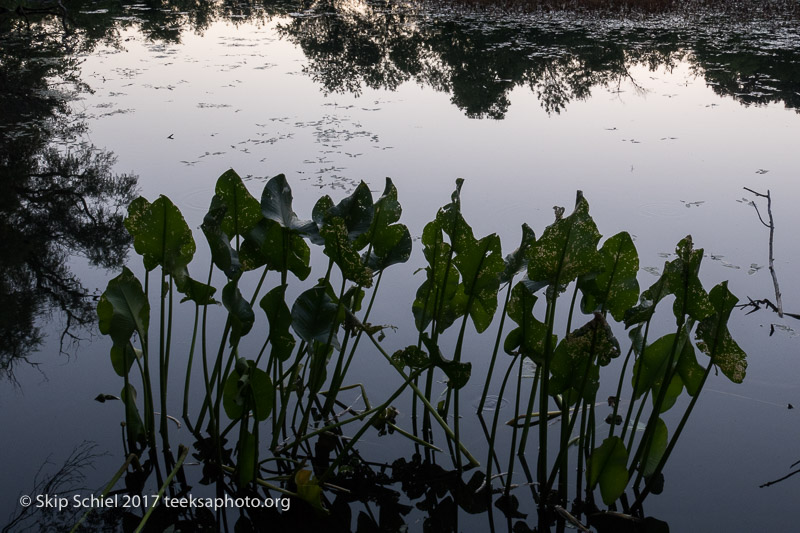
[0,1,301,375]
[1,10,137,377]
[694,42,800,111]
[278,0,800,117]
[1,0,798,374]
[277,1,667,116]
[0,148,136,369]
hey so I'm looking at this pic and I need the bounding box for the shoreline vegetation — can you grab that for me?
[425,0,800,16]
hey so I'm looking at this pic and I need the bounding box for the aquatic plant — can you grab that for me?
[91,169,747,531]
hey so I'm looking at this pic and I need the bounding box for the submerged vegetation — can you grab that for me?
[91,169,747,532]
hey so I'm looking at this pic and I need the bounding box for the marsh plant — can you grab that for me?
[90,169,747,532]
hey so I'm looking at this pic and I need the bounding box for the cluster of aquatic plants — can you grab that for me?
[93,169,747,531]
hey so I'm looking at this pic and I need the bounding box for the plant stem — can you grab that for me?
[479,282,511,414]
[357,316,480,467]
[486,354,519,490]
[69,453,139,533]
[133,445,189,533]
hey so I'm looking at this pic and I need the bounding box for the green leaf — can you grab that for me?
[307,341,332,394]
[579,231,639,322]
[420,335,471,390]
[669,236,714,323]
[549,314,620,404]
[222,370,245,420]
[320,218,373,287]
[642,418,668,477]
[175,274,218,306]
[676,341,704,397]
[260,285,296,362]
[355,178,401,245]
[504,281,553,364]
[628,324,645,356]
[310,195,334,242]
[291,285,342,350]
[658,372,684,413]
[632,334,675,400]
[125,195,195,275]
[589,436,629,505]
[222,281,254,346]
[414,180,495,334]
[391,345,430,370]
[327,181,374,244]
[240,219,311,279]
[237,236,266,272]
[363,224,412,272]
[625,236,713,327]
[201,197,242,280]
[527,196,602,293]
[632,333,696,411]
[341,285,365,313]
[97,267,149,353]
[500,224,536,285]
[453,232,504,333]
[215,169,262,238]
[412,219,466,333]
[109,341,140,377]
[124,197,156,271]
[360,178,412,271]
[623,275,669,327]
[121,384,146,448]
[223,359,274,421]
[260,174,316,234]
[295,469,326,513]
[441,360,472,390]
[695,282,747,383]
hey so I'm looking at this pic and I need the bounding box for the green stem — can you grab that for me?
[320,368,426,483]
[630,322,693,488]
[486,354,519,489]
[337,270,384,396]
[537,295,558,492]
[271,343,306,450]
[182,303,200,431]
[69,453,139,533]
[133,445,189,533]
[479,283,511,414]
[632,356,714,511]
[357,317,479,467]
[141,271,156,449]
[608,344,635,440]
[621,320,652,444]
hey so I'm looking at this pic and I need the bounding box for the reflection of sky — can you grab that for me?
[80,21,800,300]
[3,14,800,531]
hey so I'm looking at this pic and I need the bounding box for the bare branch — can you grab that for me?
[744,188,783,317]
[760,467,800,489]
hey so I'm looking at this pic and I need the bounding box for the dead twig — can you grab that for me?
[760,467,800,488]
[743,187,783,317]
[735,297,800,320]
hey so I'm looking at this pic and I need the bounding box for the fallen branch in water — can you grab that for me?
[743,187,784,318]
[735,297,800,323]
[760,467,800,488]
[760,458,800,488]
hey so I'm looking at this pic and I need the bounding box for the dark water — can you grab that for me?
[2,1,800,531]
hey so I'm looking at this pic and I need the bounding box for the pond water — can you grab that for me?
[2,0,800,531]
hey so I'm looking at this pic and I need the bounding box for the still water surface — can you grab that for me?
[2,1,800,530]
